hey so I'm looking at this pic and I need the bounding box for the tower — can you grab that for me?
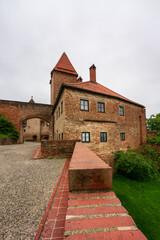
[50,52,78,105]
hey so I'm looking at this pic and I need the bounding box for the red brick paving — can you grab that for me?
[34,159,70,240]
[30,147,41,160]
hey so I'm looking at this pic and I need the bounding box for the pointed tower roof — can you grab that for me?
[52,52,78,76]
[29,96,35,103]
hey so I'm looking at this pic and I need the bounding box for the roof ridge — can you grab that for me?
[63,81,143,107]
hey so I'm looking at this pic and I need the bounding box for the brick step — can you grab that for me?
[67,205,128,216]
[69,191,116,199]
[68,197,121,207]
[64,229,147,240]
[65,215,136,231]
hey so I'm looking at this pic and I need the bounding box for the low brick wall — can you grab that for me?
[0,138,17,145]
[69,142,112,191]
[41,140,79,159]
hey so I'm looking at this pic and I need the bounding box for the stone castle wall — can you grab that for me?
[54,88,147,166]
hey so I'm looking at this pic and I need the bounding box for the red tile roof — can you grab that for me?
[52,52,78,76]
[64,81,144,107]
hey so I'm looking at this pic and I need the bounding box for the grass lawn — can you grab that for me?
[113,173,160,240]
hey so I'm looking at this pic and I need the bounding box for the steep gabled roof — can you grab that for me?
[52,52,78,76]
[52,81,144,113]
[64,81,138,104]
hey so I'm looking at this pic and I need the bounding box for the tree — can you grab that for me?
[0,114,19,138]
[146,113,160,132]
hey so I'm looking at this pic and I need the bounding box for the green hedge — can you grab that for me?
[147,135,160,146]
[0,114,19,139]
[114,150,158,181]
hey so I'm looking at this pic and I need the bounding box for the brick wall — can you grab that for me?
[0,100,53,143]
[54,90,65,140]
[50,71,77,105]
[41,140,79,159]
[0,138,17,145]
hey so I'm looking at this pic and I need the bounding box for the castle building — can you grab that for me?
[51,53,146,165]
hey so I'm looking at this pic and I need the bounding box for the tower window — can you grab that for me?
[61,101,63,114]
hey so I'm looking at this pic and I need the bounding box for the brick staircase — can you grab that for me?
[64,142,147,239]
[35,142,147,239]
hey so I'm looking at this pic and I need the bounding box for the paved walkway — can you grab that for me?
[0,142,66,240]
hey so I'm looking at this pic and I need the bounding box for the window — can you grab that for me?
[100,132,107,142]
[61,101,63,114]
[22,121,27,128]
[80,99,89,111]
[120,133,125,141]
[81,132,90,142]
[62,133,63,140]
[119,106,124,116]
[41,121,45,126]
[57,130,58,140]
[98,102,105,113]
[58,107,60,117]
[56,111,58,120]
[59,134,60,140]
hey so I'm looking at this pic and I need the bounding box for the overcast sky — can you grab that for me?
[0,0,160,117]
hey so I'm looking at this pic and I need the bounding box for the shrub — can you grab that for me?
[0,114,19,138]
[114,150,158,181]
[147,135,160,146]
[129,145,160,167]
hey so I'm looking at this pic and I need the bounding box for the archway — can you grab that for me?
[20,115,53,143]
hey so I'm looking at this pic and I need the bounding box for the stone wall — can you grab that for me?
[54,88,147,167]
[41,140,79,159]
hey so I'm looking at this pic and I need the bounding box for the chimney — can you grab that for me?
[89,64,96,83]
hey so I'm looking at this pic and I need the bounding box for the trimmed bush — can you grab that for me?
[114,150,158,181]
[0,114,19,138]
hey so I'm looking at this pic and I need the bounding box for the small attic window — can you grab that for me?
[91,81,97,84]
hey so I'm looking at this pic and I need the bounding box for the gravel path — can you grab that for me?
[0,142,66,240]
